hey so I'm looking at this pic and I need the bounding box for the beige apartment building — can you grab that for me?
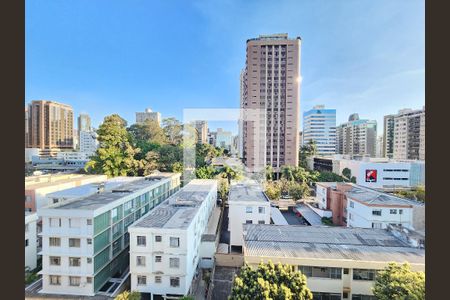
[240,34,301,173]
[193,120,208,144]
[27,100,74,150]
[243,224,424,300]
[336,114,377,158]
[384,108,425,160]
[136,108,161,125]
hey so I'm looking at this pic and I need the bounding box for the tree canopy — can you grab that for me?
[372,262,425,300]
[114,290,141,300]
[230,261,313,300]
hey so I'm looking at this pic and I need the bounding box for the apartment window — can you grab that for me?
[49,275,61,285]
[69,276,81,286]
[170,257,180,268]
[87,238,92,245]
[372,222,382,229]
[350,201,354,208]
[170,277,180,287]
[49,256,60,266]
[343,268,349,274]
[372,210,382,216]
[155,235,162,242]
[353,269,377,281]
[69,257,81,267]
[258,220,265,224]
[155,256,162,263]
[87,219,92,225]
[50,218,61,227]
[246,206,253,213]
[86,277,92,284]
[25,239,29,247]
[137,236,146,246]
[69,238,81,248]
[49,237,60,247]
[298,266,342,279]
[170,237,180,248]
[399,209,403,215]
[343,292,349,299]
[258,207,265,214]
[87,258,92,264]
[245,220,253,224]
[137,275,147,285]
[155,276,162,283]
[136,256,146,266]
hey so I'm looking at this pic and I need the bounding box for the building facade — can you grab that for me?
[78,114,92,133]
[25,212,39,270]
[241,34,301,173]
[228,180,271,251]
[215,128,233,150]
[193,121,208,144]
[136,108,161,126]
[129,179,217,299]
[303,105,336,155]
[383,114,395,158]
[243,225,424,300]
[79,131,99,156]
[38,173,181,296]
[336,114,377,158]
[27,100,74,150]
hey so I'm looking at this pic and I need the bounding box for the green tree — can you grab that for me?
[172,162,183,173]
[316,171,346,182]
[342,168,352,180]
[218,178,229,202]
[128,120,167,145]
[196,143,220,167]
[230,261,313,300]
[394,186,425,202]
[373,262,425,300]
[217,165,239,184]
[265,165,274,181]
[264,181,282,200]
[281,165,295,181]
[114,290,141,300]
[85,114,143,177]
[157,144,183,172]
[195,166,217,179]
[141,150,160,176]
[162,117,183,145]
[299,140,317,169]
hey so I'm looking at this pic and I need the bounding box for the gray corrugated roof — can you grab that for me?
[243,224,424,264]
[345,184,424,206]
[295,204,323,226]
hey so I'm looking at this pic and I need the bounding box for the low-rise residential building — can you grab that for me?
[228,180,271,251]
[25,174,108,212]
[38,173,181,296]
[25,212,39,271]
[129,179,218,299]
[243,224,425,300]
[315,182,425,231]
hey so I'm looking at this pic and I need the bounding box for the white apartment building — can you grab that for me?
[346,184,425,231]
[389,108,425,161]
[25,212,39,271]
[129,179,218,299]
[336,114,377,157]
[136,108,161,125]
[243,225,424,300]
[228,180,271,250]
[38,173,181,296]
[79,131,99,156]
[303,105,336,155]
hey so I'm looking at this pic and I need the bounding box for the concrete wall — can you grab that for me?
[215,253,244,267]
[25,214,38,270]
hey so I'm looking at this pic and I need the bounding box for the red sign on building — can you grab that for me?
[365,170,377,182]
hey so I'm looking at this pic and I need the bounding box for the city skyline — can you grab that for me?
[26,0,424,134]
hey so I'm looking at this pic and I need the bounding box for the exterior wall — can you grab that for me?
[303,106,336,155]
[336,119,377,157]
[245,256,424,299]
[347,198,413,229]
[391,108,425,161]
[79,131,98,156]
[229,201,271,247]
[136,109,161,125]
[328,187,348,226]
[315,184,329,210]
[25,213,39,270]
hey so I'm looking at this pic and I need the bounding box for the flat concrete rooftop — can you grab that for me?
[131,179,217,230]
[229,180,269,203]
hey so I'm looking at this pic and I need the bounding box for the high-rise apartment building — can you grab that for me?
[136,108,161,126]
[27,100,74,150]
[241,34,301,173]
[336,114,377,157]
[383,108,425,160]
[77,114,91,133]
[193,121,208,144]
[303,105,336,155]
[25,106,29,147]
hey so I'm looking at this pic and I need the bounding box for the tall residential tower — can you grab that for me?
[336,114,377,157]
[303,105,336,155]
[240,34,301,173]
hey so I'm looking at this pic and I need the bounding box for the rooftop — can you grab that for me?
[131,179,217,230]
[345,184,423,207]
[243,224,425,265]
[228,180,269,203]
[25,174,106,190]
[51,173,178,211]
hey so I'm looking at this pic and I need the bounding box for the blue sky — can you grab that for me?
[26,0,424,135]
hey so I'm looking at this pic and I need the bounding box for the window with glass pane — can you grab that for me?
[69,257,81,267]
[155,256,162,262]
[49,275,61,285]
[155,235,162,242]
[50,256,60,265]
[351,295,377,300]
[353,269,377,281]
[170,277,180,287]
[49,237,60,247]
[170,257,180,268]
[372,210,382,216]
[137,275,147,285]
[170,237,180,248]
[69,238,80,247]
[155,276,162,283]
[86,277,92,283]
[137,236,146,246]
[299,266,312,277]
[136,256,146,266]
[258,207,265,213]
[246,206,253,213]
[69,276,80,286]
